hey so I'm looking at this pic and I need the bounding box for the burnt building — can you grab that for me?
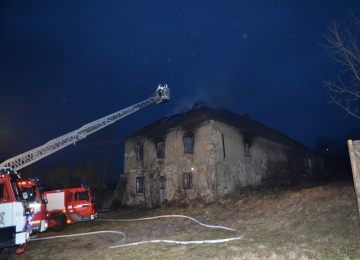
[120,105,323,207]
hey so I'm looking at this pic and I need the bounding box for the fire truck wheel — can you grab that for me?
[49,215,66,232]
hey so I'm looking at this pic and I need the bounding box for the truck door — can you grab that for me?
[68,190,92,220]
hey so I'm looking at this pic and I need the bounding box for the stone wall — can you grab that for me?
[121,120,323,207]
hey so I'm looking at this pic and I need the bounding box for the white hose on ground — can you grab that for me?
[31,230,126,243]
[96,214,244,248]
[30,215,244,249]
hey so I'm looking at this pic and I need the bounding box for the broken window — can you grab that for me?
[245,143,251,157]
[136,177,144,193]
[156,141,165,158]
[136,144,144,162]
[184,132,194,154]
[183,172,192,189]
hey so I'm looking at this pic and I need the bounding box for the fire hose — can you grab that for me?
[31,215,244,248]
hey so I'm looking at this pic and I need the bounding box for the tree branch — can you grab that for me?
[322,15,360,118]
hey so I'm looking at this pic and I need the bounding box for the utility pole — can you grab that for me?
[347,140,360,222]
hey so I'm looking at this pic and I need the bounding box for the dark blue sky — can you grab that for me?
[1,1,359,179]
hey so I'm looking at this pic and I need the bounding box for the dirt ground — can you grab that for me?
[2,180,360,260]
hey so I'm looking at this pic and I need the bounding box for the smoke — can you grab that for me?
[169,87,234,115]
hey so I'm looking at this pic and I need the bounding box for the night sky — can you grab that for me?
[1,1,359,181]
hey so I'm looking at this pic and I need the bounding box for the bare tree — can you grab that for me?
[44,162,72,189]
[87,126,122,183]
[133,140,162,208]
[323,14,360,118]
[74,161,105,190]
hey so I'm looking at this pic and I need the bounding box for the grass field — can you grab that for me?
[3,180,360,260]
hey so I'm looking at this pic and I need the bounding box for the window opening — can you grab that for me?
[304,158,312,168]
[21,186,37,202]
[184,132,194,154]
[156,142,165,158]
[75,191,89,201]
[148,170,155,179]
[183,172,192,189]
[136,177,144,193]
[136,144,144,162]
[159,176,166,189]
[10,181,22,201]
[245,143,251,157]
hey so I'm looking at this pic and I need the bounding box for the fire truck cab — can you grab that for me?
[0,168,31,253]
[18,179,48,233]
[45,187,97,232]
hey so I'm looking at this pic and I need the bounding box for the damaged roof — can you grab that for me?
[125,104,308,149]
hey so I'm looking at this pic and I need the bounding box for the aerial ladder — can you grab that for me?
[0,85,170,170]
[0,84,170,254]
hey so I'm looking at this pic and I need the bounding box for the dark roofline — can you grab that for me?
[124,106,314,153]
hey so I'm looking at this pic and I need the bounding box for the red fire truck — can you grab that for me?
[0,85,170,254]
[45,187,97,231]
[18,180,97,233]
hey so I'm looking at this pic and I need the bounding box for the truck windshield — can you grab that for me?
[21,186,37,202]
[10,179,24,201]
